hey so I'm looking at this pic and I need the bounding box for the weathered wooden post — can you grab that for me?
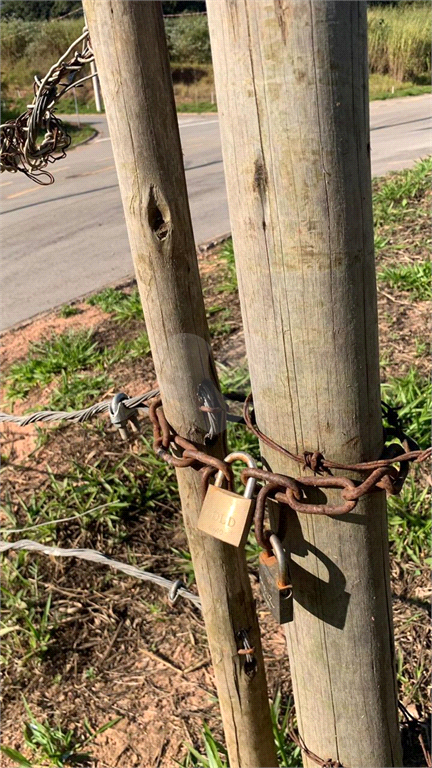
[82,2,278,766]
[207,1,402,765]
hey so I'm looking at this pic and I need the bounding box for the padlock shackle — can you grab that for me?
[214,451,257,499]
[269,533,289,588]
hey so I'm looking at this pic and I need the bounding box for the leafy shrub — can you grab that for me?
[164,15,211,65]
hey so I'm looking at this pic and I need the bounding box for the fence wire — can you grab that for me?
[0,538,201,610]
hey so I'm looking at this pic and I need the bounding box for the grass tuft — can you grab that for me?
[381,367,431,450]
[378,261,431,301]
[180,694,300,767]
[6,331,103,403]
[87,287,143,322]
[373,157,432,228]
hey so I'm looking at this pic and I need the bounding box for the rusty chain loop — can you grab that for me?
[243,393,431,512]
[1,28,95,184]
[148,399,234,496]
[146,389,430,524]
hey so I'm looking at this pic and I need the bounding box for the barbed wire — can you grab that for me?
[1,27,95,184]
[0,390,158,427]
[0,386,245,442]
[0,538,202,609]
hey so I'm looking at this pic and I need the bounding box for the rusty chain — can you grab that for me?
[146,391,430,526]
[1,28,94,184]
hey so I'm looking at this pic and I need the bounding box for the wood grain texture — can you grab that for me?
[82,3,278,765]
[207,1,402,765]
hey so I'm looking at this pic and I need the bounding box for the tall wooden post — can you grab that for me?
[207,2,402,766]
[82,2,278,766]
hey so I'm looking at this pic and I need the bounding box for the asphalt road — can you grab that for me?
[1,94,430,330]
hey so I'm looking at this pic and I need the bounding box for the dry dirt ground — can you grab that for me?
[0,224,430,767]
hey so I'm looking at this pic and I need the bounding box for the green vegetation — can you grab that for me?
[87,287,144,322]
[181,694,300,768]
[382,367,431,451]
[369,73,431,101]
[378,261,431,301]
[373,157,431,228]
[218,239,238,294]
[368,2,431,83]
[48,371,113,411]
[1,449,178,666]
[176,101,217,113]
[387,475,430,567]
[2,2,430,114]
[0,699,120,768]
[6,330,103,402]
[165,15,211,65]
[58,304,80,318]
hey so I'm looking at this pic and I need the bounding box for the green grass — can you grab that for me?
[0,441,179,666]
[87,287,144,322]
[4,321,150,407]
[181,693,300,768]
[369,73,431,100]
[218,239,238,294]
[378,261,431,301]
[108,332,151,363]
[58,305,80,319]
[0,699,121,768]
[2,445,178,545]
[5,330,104,403]
[176,101,217,113]
[368,2,431,82]
[47,371,113,411]
[381,367,431,451]
[207,306,233,339]
[387,474,431,567]
[373,157,431,228]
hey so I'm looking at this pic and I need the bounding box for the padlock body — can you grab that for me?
[197,484,254,547]
[259,551,293,625]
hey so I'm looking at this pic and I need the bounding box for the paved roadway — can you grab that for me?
[1,94,430,330]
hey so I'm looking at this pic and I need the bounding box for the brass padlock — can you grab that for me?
[197,452,257,547]
[259,533,293,624]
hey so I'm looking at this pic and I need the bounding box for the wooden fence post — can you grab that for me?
[82,2,278,766]
[207,1,402,766]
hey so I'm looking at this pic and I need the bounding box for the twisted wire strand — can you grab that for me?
[1,27,95,184]
[0,389,159,427]
[0,539,202,609]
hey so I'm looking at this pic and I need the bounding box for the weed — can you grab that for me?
[207,307,233,338]
[87,287,143,322]
[368,2,431,82]
[381,367,431,449]
[387,474,431,566]
[48,371,113,411]
[217,363,250,395]
[108,332,151,364]
[58,305,80,319]
[373,157,431,228]
[176,101,217,113]
[171,547,195,586]
[6,330,103,402]
[1,564,55,666]
[377,261,431,301]
[181,723,228,768]
[218,239,238,294]
[0,698,121,768]
[369,73,431,100]
[180,694,300,767]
